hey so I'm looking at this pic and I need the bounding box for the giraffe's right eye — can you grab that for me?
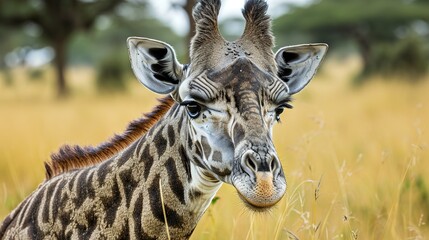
[182,101,202,119]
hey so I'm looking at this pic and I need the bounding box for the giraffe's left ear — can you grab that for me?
[275,43,328,95]
[127,37,184,94]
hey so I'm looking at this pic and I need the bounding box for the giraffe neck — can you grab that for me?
[127,102,223,237]
[0,103,222,239]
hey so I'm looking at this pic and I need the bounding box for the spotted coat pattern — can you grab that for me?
[0,0,327,239]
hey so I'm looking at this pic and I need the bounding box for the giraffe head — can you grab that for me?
[127,0,327,210]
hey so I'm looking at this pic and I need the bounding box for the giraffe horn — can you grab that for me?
[240,0,274,51]
[190,0,224,63]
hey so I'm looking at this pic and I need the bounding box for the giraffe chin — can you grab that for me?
[234,172,286,212]
[237,192,283,212]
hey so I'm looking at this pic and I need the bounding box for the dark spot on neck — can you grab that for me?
[148,174,184,227]
[165,157,186,204]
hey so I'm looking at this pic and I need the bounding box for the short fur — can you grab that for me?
[0,0,326,238]
[190,0,275,74]
[190,0,224,69]
[239,0,276,72]
[44,96,174,179]
[241,0,274,49]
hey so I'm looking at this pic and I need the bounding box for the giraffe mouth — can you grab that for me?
[234,172,286,211]
[237,193,282,211]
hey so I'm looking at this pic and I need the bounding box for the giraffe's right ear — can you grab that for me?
[127,37,184,94]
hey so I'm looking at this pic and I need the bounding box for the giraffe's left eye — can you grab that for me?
[274,103,293,122]
[181,101,202,119]
[275,107,285,121]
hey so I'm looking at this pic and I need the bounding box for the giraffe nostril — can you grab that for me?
[240,151,281,176]
[270,156,282,178]
[246,156,257,172]
[270,157,276,171]
[241,151,259,176]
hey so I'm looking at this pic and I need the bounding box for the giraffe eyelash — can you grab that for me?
[274,102,293,122]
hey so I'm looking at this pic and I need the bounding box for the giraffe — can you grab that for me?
[0,0,327,239]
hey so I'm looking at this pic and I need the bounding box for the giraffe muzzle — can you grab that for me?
[233,150,286,209]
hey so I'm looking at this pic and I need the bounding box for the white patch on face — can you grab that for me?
[189,164,222,216]
[188,102,235,177]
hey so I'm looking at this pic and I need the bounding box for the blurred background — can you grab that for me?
[0,0,428,239]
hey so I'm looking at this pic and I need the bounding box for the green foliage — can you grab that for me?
[0,0,184,95]
[274,0,429,79]
[96,51,129,93]
[70,2,184,93]
[0,0,146,96]
[415,175,428,206]
[27,68,45,82]
[402,174,429,223]
[0,25,44,68]
[364,37,428,81]
[67,8,185,66]
[276,0,429,37]
[211,196,220,205]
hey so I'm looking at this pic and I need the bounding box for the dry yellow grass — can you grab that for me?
[0,57,428,239]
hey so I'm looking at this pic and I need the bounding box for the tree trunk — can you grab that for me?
[352,28,372,75]
[53,38,68,98]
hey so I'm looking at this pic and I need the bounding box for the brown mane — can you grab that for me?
[44,96,175,180]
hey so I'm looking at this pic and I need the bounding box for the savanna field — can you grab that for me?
[0,57,428,239]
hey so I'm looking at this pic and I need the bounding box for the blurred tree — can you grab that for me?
[274,0,429,77]
[172,0,196,62]
[0,0,127,97]
[85,2,183,93]
[366,35,428,80]
[96,51,128,93]
[0,26,39,86]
